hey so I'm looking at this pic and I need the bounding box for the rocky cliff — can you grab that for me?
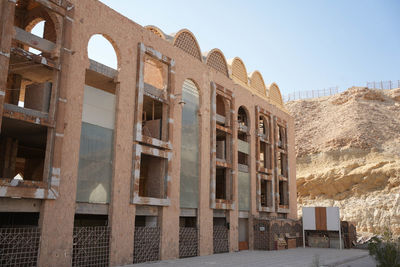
[286,87,400,236]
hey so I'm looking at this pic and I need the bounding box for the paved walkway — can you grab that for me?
[126,248,374,267]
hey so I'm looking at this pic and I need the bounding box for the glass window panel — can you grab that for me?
[180,80,199,208]
[76,122,114,203]
[238,171,250,211]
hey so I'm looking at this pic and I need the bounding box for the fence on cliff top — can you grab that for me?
[283,79,400,102]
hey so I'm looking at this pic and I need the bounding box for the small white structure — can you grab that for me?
[302,207,342,249]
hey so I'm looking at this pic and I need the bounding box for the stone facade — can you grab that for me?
[0,0,297,266]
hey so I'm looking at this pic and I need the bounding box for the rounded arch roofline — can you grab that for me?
[267,82,284,106]
[171,28,203,61]
[249,70,267,95]
[205,48,229,77]
[227,57,248,85]
[145,25,166,39]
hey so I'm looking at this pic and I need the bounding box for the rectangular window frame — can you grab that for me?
[210,82,234,210]
[131,143,171,206]
[133,43,174,150]
[276,119,289,213]
[255,106,275,212]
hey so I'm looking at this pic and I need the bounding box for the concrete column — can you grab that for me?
[287,117,297,220]
[0,0,16,129]
[248,100,257,250]
[229,100,238,252]
[198,80,213,255]
[108,70,136,265]
[38,15,84,266]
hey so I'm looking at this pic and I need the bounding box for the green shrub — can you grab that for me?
[368,229,400,267]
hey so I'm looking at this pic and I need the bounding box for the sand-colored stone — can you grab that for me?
[287,87,400,236]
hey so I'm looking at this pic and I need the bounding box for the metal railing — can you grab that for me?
[213,225,229,253]
[284,87,340,102]
[133,226,160,264]
[0,227,41,267]
[72,226,110,267]
[179,227,199,258]
[366,80,400,90]
[283,79,400,102]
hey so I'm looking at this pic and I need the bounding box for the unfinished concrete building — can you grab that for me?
[0,0,298,266]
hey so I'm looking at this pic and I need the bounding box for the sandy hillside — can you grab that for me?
[286,87,400,236]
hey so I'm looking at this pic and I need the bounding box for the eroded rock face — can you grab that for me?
[286,88,400,236]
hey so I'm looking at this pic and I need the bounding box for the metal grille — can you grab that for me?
[213,225,229,253]
[0,227,40,267]
[174,32,201,60]
[179,227,198,258]
[133,227,160,263]
[253,220,270,250]
[231,58,248,84]
[250,72,266,95]
[295,223,303,247]
[72,226,110,267]
[207,51,228,76]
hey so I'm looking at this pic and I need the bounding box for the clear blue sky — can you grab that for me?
[96,0,399,95]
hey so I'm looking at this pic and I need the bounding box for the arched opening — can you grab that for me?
[237,105,250,249]
[87,34,118,70]
[141,54,168,141]
[28,20,44,54]
[256,112,273,210]
[238,107,248,128]
[216,94,227,127]
[0,1,61,184]
[76,35,119,205]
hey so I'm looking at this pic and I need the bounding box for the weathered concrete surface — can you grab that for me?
[123,248,372,267]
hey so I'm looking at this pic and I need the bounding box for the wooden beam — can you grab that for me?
[3,103,54,127]
[14,26,56,54]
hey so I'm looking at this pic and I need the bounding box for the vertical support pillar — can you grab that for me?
[160,59,179,261]
[38,7,79,267]
[0,0,16,129]
[198,81,213,255]
[229,101,238,252]
[288,117,297,219]
[108,76,136,265]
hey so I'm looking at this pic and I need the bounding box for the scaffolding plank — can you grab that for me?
[14,26,56,54]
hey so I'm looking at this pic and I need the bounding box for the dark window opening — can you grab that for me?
[278,126,286,149]
[142,96,163,140]
[179,217,197,228]
[5,74,53,113]
[139,154,167,199]
[216,95,226,126]
[74,214,108,227]
[135,216,158,227]
[213,217,227,227]
[238,151,248,166]
[238,131,247,142]
[0,118,47,181]
[0,212,39,227]
[259,141,272,170]
[278,152,288,177]
[260,180,272,208]
[216,129,226,160]
[279,181,289,206]
[216,167,227,200]
[237,107,248,127]
[259,116,268,137]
